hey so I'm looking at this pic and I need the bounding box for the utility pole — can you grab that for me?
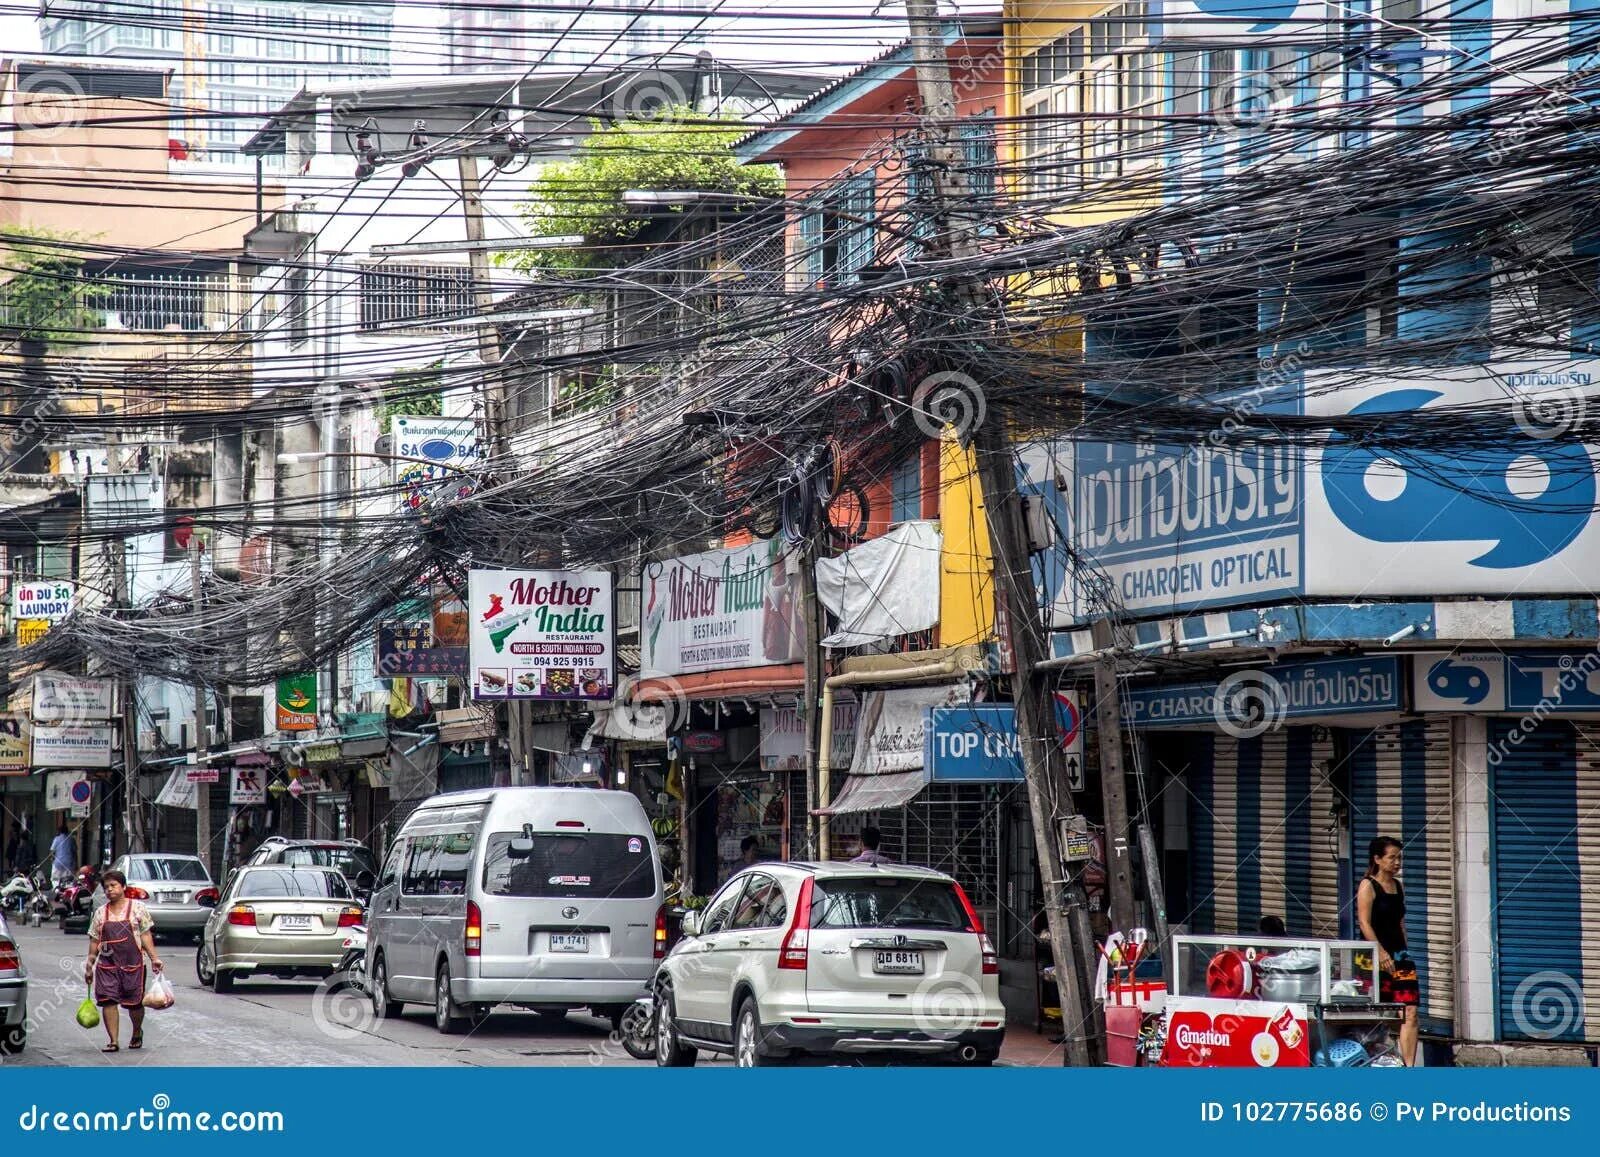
[902,0,1097,1066]
[191,538,211,876]
[111,537,148,855]
[458,153,529,784]
[1091,620,1138,932]
[798,532,824,856]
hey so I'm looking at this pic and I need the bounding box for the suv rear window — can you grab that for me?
[810,877,968,931]
[482,833,654,899]
[279,846,377,880]
[235,870,352,899]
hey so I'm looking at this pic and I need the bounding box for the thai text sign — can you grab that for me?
[469,569,614,701]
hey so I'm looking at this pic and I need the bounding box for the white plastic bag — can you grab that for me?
[142,970,176,1010]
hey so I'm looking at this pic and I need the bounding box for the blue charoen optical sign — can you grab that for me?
[1413,651,1600,713]
[1124,655,1403,730]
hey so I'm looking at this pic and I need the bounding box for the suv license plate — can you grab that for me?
[278,915,314,930]
[873,950,924,975]
[550,933,589,953]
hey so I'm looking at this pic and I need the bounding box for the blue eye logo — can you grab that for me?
[1186,0,1307,32]
[1427,659,1491,705]
[1321,389,1595,569]
[418,438,458,461]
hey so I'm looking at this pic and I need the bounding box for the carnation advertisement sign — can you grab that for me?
[1159,1001,1311,1068]
[469,569,614,701]
[641,539,803,677]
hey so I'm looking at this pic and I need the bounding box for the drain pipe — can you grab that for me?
[817,656,962,860]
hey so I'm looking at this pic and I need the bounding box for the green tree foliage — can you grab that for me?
[504,112,781,273]
[380,361,445,434]
[0,228,110,344]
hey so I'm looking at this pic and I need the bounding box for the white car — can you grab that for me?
[0,910,28,1055]
[93,854,220,938]
[655,862,1006,1067]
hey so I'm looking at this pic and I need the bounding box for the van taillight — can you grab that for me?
[0,939,18,970]
[952,883,999,974]
[465,900,482,957]
[778,877,814,970]
[654,905,667,959]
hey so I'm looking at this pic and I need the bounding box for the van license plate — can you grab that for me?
[278,915,314,930]
[873,950,923,975]
[550,933,589,953]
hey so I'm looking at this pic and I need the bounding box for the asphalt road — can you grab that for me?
[3,921,662,1068]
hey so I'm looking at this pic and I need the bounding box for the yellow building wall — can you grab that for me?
[938,432,995,647]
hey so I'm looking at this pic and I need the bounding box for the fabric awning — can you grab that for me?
[436,707,497,744]
[816,768,929,815]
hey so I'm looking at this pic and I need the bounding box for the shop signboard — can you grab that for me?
[924,697,1090,783]
[682,730,724,754]
[1122,655,1403,730]
[850,684,971,777]
[1048,358,1600,624]
[759,700,857,771]
[0,713,28,774]
[12,579,74,623]
[391,415,481,508]
[231,764,267,805]
[185,767,221,784]
[155,768,197,810]
[16,619,50,647]
[32,724,115,769]
[640,539,803,677]
[31,674,115,722]
[44,770,87,810]
[1412,649,1600,714]
[469,569,614,701]
[376,621,467,677]
[276,674,318,731]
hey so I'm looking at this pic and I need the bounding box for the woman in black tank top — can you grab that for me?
[1358,836,1418,1066]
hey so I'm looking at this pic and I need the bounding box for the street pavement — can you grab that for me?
[4,921,1055,1067]
[2,921,655,1068]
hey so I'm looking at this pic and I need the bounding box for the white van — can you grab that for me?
[365,786,665,1034]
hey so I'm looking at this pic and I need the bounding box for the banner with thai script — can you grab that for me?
[641,539,803,676]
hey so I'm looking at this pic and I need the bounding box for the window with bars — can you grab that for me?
[358,264,475,331]
[77,265,231,332]
[797,171,877,286]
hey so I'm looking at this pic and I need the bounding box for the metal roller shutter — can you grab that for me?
[1491,720,1600,1043]
[1186,728,1341,938]
[1350,719,1455,1033]
[868,783,1008,930]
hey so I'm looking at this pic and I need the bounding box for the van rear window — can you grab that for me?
[482,833,654,899]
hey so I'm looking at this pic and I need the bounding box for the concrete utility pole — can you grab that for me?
[901,0,1097,1066]
[111,538,148,856]
[191,537,211,876]
[1091,620,1138,932]
[458,153,530,783]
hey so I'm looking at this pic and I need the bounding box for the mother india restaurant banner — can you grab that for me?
[642,539,804,677]
[469,569,614,701]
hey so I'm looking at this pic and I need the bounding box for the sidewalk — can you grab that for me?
[999,1023,1066,1067]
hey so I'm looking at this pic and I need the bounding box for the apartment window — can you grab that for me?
[890,455,921,524]
[83,263,229,332]
[798,171,876,286]
[358,263,476,330]
[960,113,998,206]
[285,266,309,344]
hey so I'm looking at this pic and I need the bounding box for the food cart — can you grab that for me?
[1147,934,1405,1067]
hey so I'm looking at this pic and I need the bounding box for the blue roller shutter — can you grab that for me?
[1349,719,1455,1034]
[1490,719,1600,1043]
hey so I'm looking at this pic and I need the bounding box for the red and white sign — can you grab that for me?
[1160,999,1310,1068]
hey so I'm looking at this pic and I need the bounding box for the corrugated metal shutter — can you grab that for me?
[870,783,1008,930]
[1491,720,1600,1043]
[1350,719,1455,1033]
[1187,728,1340,937]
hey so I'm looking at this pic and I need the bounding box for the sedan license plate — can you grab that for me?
[157,891,185,904]
[278,915,314,931]
[873,950,924,975]
[549,933,589,953]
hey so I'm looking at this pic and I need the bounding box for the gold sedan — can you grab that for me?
[196,866,363,992]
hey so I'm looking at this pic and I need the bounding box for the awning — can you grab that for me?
[338,712,389,758]
[816,768,929,815]
[437,706,497,744]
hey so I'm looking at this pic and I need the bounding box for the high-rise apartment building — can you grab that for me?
[443,0,711,71]
[40,1,395,166]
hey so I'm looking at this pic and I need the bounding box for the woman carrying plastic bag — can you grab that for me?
[81,869,164,1053]
[143,969,176,1010]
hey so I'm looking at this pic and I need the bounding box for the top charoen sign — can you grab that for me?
[1154,0,1325,39]
[468,569,614,701]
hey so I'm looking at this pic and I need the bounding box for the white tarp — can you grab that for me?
[814,521,941,648]
[155,767,197,810]
[847,683,971,778]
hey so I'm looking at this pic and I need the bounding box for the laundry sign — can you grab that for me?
[12,580,74,623]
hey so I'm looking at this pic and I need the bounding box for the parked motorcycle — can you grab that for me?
[57,864,100,933]
[0,870,32,916]
[27,864,53,927]
[619,982,658,1060]
[330,923,367,992]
